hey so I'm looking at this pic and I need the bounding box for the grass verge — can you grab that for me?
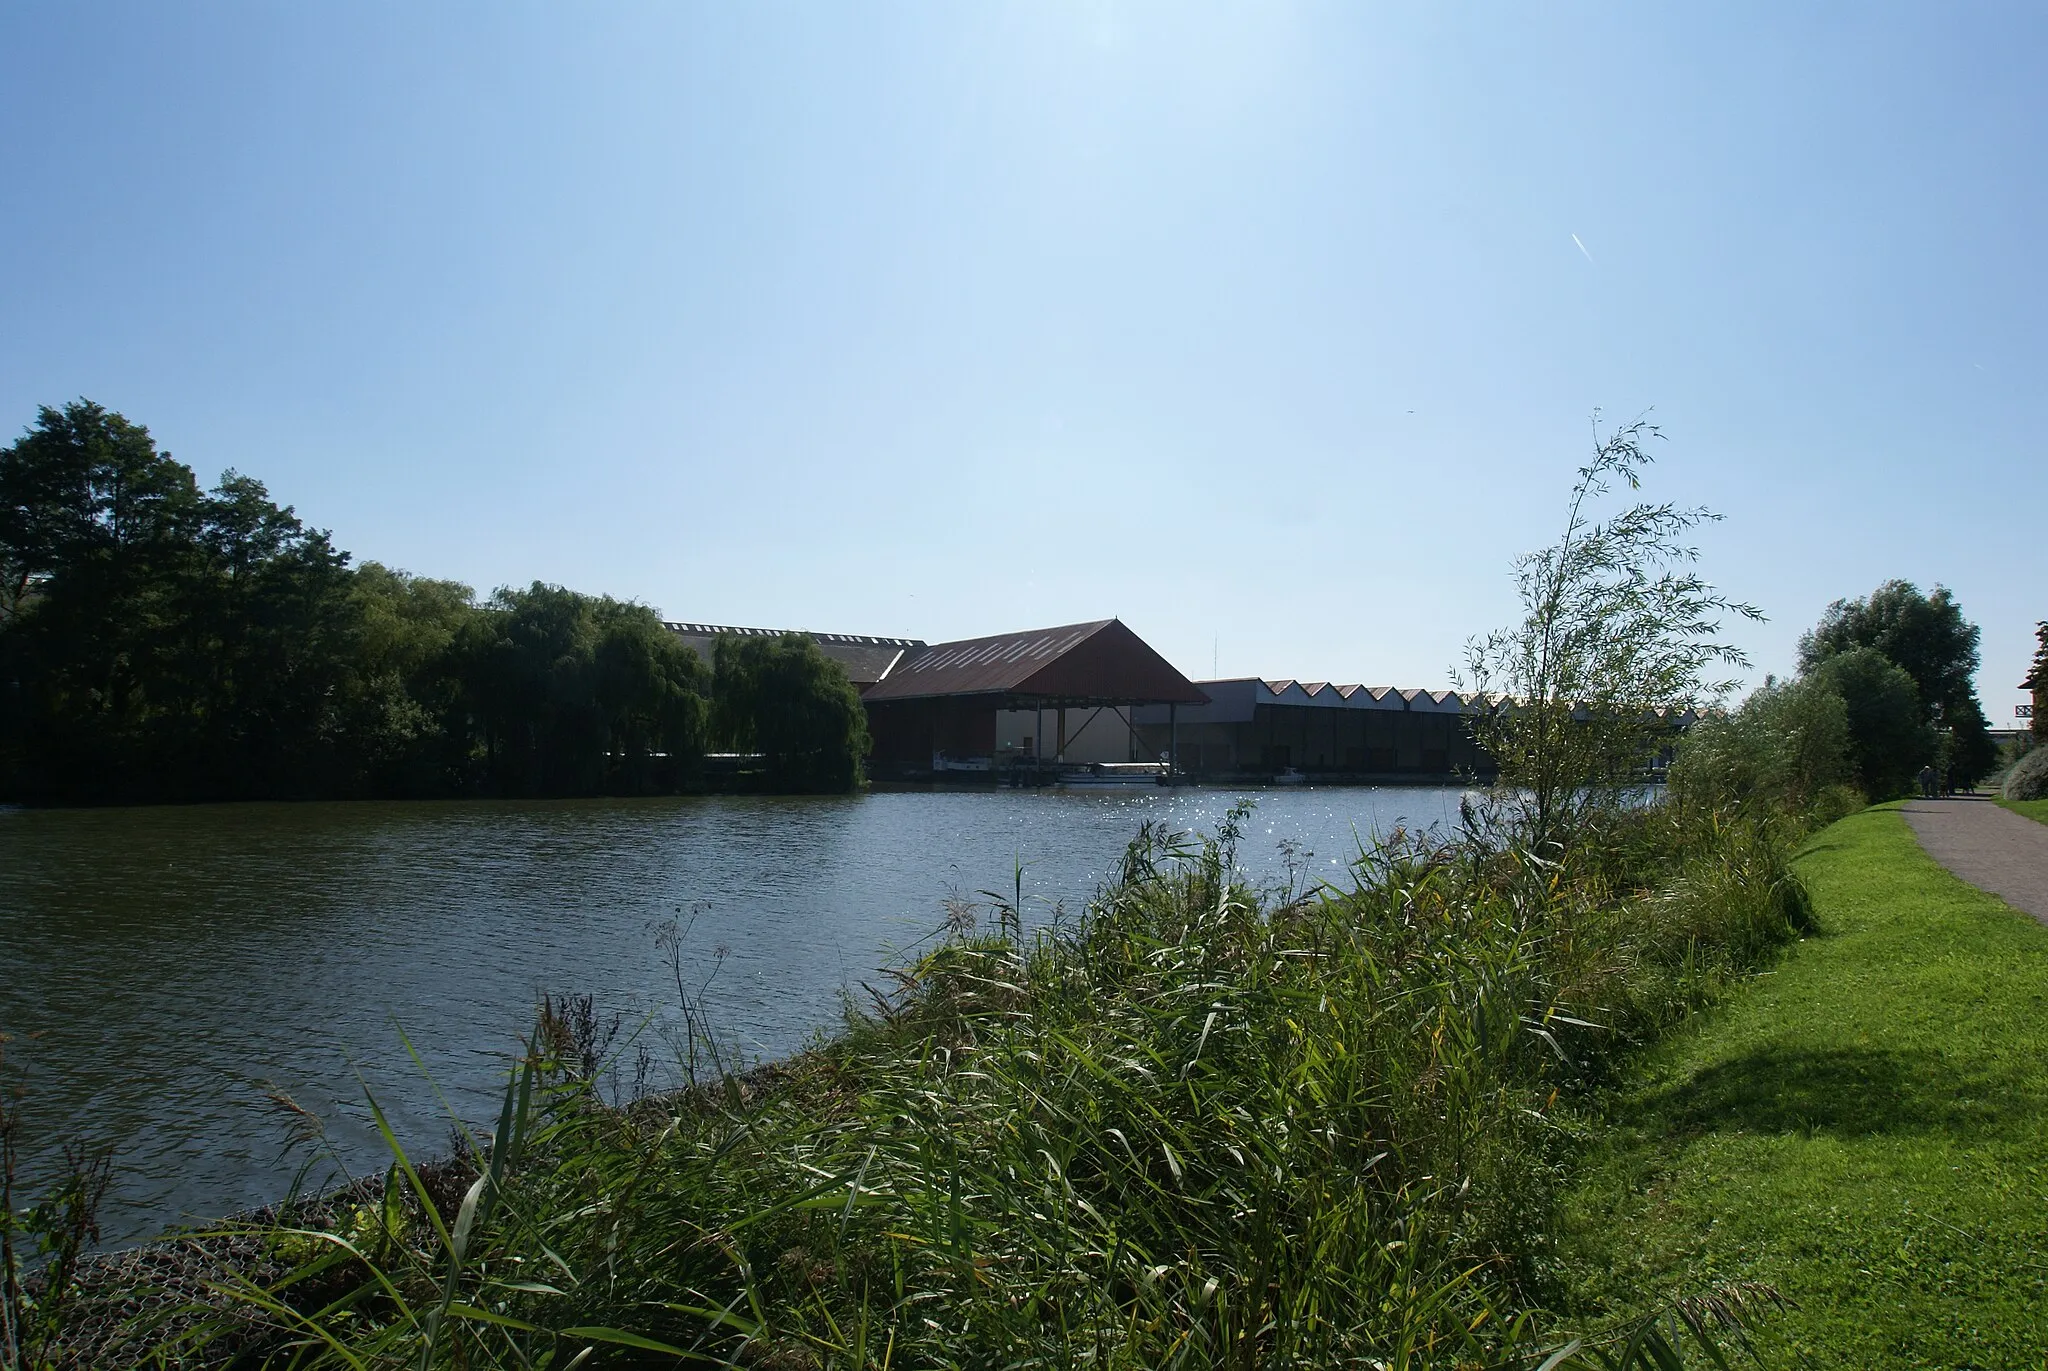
[1560,804,2048,1366]
[1997,796,2048,826]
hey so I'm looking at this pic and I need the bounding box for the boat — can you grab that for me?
[1060,761,1169,787]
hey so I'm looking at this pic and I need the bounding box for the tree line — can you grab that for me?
[1674,579,1999,812]
[0,401,868,804]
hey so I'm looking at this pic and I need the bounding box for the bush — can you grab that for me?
[1670,675,1852,822]
[1810,783,1868,826]
[2005,745,2048,801]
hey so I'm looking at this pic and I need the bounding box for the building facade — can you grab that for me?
[1133,678,1488,781]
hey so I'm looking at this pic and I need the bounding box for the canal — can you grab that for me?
[1,785,1473,1242]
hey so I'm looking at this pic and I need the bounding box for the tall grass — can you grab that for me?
[85,801,1806,1370]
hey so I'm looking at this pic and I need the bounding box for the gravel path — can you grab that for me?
[1900,797,2048,925]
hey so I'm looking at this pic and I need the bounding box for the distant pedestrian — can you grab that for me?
[1919,764,1937,798]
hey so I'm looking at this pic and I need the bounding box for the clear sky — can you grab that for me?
[2,3,2040,717]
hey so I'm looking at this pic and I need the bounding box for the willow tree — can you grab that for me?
[713,632,869,792]
[1458,416,1762,852]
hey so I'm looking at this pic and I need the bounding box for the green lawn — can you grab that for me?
[1998,796,2048,826]
[1562,804,2048,1367]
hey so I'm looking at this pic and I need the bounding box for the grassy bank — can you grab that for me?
[1562,804,2048,1365]
[1997,796,2048,825]
[23,803,1817,1369]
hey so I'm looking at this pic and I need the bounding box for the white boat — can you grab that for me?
[1060,762,1168,787]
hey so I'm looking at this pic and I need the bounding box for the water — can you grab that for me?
[0,785,1472,1242]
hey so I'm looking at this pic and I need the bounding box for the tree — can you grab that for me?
[713,632,868,792]
[590,599,710,793]
[1807,647,1933,801]
[0,398,771,802]
[458,584,711,797]
[342,562,483,794]
[2026,622,2048,742]
[1796,580,1995,785]
[0,402,206,799]
[1459,416,1761,850]
[0,437,362,801]
[466,583,611,796]
[0,400,198,624]
[179,470,358,796]
[1670,674,1853,817]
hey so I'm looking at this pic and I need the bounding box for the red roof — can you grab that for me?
[860,619,1208,705]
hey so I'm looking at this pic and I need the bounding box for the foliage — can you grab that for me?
[2029,621,2048,741]
[461,583,711,797]
[340,562,486,795]
[714,632,870,791]
[0,399,197,627]
[1562,807,2048,1368]
[0,400,867,802]
[2003,744,2048,802]
[1796,579,1996,785]
[1804,648,1934,801]
[1668,674,1856,822]
[2000,726,2038,768]
[1459,416,1761,851]
[1,1032,114,1371]
[0,403,360,802]
[76,798,1808,1370]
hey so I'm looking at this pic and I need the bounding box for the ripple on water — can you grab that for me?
[0,785,1474,1240]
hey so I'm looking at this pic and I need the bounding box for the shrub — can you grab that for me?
[1670,675,1852,822]
[1810,783,1868,826]
[2005,745,2048,801]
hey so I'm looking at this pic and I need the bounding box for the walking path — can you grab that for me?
[1899,796,2048,925]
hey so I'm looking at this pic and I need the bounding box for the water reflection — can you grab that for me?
[0,786,1471,1241]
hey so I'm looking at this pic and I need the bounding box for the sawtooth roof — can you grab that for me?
[663,622,924,688]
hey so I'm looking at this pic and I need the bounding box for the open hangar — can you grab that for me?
[856,619,1210,778]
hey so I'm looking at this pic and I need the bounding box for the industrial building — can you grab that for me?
[663,617,1536,784]
[859,619,1210,777]
[1132,678,1488,781]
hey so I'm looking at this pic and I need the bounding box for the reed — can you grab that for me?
[81,800,1805,1370]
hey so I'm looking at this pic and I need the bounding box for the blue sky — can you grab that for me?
[2,3,2040,717]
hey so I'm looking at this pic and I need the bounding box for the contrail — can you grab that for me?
[1571,233,1595,264]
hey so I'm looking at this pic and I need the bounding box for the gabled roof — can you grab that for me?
[860,619,1209,705]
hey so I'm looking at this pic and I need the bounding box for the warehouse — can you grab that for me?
[859,619,1210,778]
[1131,678,1488,781]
